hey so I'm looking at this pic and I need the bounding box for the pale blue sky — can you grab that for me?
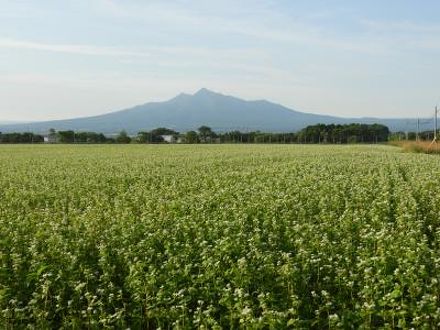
[1,0,439,121]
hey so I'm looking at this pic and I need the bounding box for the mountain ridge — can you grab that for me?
[0,88,428,134]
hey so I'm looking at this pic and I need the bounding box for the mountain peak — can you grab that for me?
[0,89,420,134]
[194,88,218,96]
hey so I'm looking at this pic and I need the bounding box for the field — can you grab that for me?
[390,141,440,155]
[1,144,440,329]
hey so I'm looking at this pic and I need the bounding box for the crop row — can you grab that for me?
[1,145,440,328]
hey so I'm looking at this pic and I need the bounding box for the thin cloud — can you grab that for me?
[360,19,440,51]
[93,0,385,54]
[361,19,440,34]
[0,38,150,57]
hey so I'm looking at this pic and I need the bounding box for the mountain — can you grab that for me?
[0,88,428,134]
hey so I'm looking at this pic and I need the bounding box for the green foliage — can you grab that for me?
[73,132,108,144]
[150,127,178,136]
[297,123,390,144]
[115,130,132,144]
[1,144,440,328]
[137,131,154,143]
[198,126,216,143]
[0,132,44,143]
[184,131,199,144]
[57,130,76,143]
[137,128,179,144]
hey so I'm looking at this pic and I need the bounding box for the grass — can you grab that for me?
[390,140,440,154]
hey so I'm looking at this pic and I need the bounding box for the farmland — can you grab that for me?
[1,144,440,329]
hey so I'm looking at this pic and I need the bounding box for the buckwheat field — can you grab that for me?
[1,144,440,329]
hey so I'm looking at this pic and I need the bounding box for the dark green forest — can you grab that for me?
[0,123,405,145]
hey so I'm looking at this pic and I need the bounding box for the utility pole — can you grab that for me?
[417,118,420,142]
[435,106,438,142]
[429,106,438,149]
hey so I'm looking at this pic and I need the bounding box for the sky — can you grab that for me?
[0,0,440,121]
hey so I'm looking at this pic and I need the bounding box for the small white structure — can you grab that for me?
[44,135,58,143]
[161,135,176,143]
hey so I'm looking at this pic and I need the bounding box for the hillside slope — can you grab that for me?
[0,89,424,133]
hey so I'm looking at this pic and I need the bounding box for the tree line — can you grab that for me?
[0,123,391,144]
[296,123,390,144]
[0,132,44,143]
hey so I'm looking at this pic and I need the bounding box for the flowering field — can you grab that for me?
[1,144,440,329]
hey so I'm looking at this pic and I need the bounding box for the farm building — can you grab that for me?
[44,134,58,143]
[160,135,182,143]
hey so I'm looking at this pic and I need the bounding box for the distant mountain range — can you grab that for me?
[0,88,429,134]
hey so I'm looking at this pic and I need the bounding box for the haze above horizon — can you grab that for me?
[1,0,439,121]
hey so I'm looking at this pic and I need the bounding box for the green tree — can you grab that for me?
[137,131,164,143]
[185,131,199,144]
[116,130,132,144]
[57,130,75,143]
[198,126,216,143]
[150,128,178,136]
